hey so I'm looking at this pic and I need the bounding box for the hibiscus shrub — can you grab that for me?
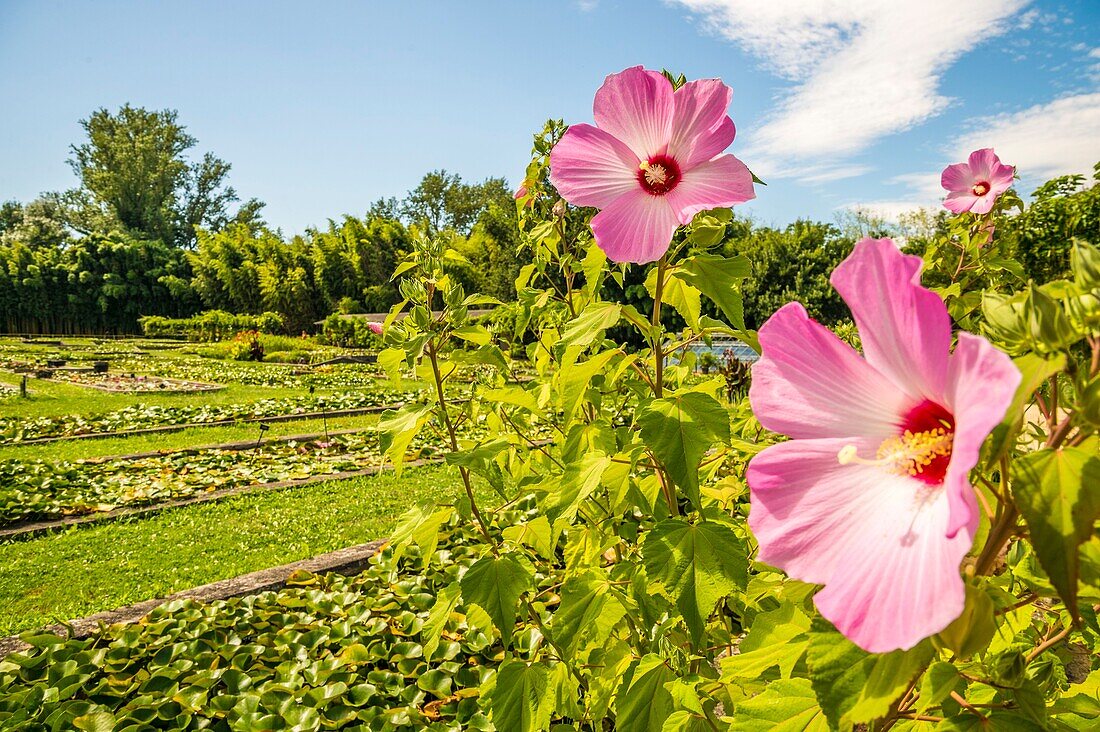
[372,67,1100,731]
[6,68,1098,731]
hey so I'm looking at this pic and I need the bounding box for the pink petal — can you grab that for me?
[830,238,951,403]
[549,123,640,208]
[967,148,999,180]
[990,163,1015,188]
[748,437,886,585]
[664,154,755,225]
[668,78,736,168]
[940,162,974,194]
[969,194,997,215]
[589,189,680,264]
[593,66,674,160]
[750,302,911,440]
[943,191,979,213]
[813,481,973,653]
[941,332,1021,537]
[748,437,974,653]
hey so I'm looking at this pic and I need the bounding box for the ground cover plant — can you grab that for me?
[0,413,380,463]
[0,419,499,526]
[0,390,420,444]
[3,66,1099,732]
[50,372,224,394]
[0,464,469,636]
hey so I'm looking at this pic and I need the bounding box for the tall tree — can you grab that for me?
[66,104,262,247]
[401,170,512,235]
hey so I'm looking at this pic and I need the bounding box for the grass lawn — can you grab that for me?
[0,463,477,636]
[0,413,379,462]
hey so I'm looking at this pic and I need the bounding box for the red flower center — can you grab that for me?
[971,181,990,196]
[888,400,955,485]
[637,155,682,196]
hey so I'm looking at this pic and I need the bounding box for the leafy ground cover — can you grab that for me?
[0,389,420,444]
[0,464,470,636]
[0,430,444,526]
[0,512,501,731]
[52,371,225,393]
[0,413,379,463]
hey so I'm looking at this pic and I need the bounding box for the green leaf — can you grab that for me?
[730,678,829,732]
[987,353,1065,462]
[675,254,751,332]
[377,347,406,387]
[637,391,730,511]
[390,259,419,280]
[915,662,961,714]
[617,655,675,732]
[389,504,454,561]
[934,583,995,659]
[1072,238,1100,291]
[1027,283,1080,353]
[557,349,619,421]
[422,582,461,662]
[648,266,701,330]
[806,617,934,728]
[543,452,612,524]
[482,384,541,414]
[485,661,551,732]
[460,553,535,645]
[377,403,433,476]
[722,603,811,680]
[73,712,116,732]
[1012,440,1100,618]
[557,302,620,358]
[502,515,556,560]
[551,571,626,657]
[452,324,492,346]
[642,519,747,645]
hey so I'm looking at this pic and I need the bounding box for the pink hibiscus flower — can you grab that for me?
[941,148,1015,215]
[746,238,1020,653]
[549,66,755,264]
[367,322,383,335]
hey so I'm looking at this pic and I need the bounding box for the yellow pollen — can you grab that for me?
[972,182,990,196]
[837,428,953,477]
[642,163,669,186]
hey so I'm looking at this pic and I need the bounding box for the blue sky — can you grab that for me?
[1,0,1097,235]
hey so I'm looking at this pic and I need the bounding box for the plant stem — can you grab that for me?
[651,257,667,399]
[425,337,495,551]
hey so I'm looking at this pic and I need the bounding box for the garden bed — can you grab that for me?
[0,514,500,730]
[0,539,388,658]
[55,371,226,394]
[5,404,396,445]
[0,390,421,444]
[0,455,444,541]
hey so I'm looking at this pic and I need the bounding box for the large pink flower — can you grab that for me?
[941,148,1015,215]
[746,238,1020,653]
[549,67,755,264]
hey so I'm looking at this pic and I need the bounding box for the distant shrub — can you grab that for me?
[139,311,286,341]
[317,314,381,349]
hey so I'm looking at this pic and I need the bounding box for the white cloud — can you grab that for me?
[952,92,1100,180]
[846,92,1100,219]
[670,1,1029,176]
[799,163,874,184]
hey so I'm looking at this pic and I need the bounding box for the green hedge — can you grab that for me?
[138,311,285,341]
[316,314,381,349]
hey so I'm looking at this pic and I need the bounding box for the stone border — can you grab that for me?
[0,456,439,542]
[6,403,399,446]
[0,538,390,659]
